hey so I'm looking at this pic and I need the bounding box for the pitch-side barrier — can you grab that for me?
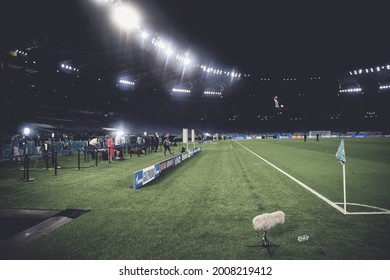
[133,147,201,189]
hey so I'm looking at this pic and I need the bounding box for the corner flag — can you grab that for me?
[336,139,347,214]
[335,139,346,164]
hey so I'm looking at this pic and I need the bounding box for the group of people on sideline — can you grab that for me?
[7,131,177,162]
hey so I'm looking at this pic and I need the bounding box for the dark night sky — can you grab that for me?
[139,0,390,75]
[2,0,390,77]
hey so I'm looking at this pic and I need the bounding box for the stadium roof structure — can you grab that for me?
[1,0,390,133]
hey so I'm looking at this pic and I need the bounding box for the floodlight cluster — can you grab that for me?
[151,38,175,57]
[339,88,362,93]
[199,65,241,79]
[111,4,140,30]
[349,64,390,75]
[204,91,222,95]
[14,49,28,57]
[289,117,303,121]
[379,85,390,90]
[172,88,191,93]
[176,54,191,65]
[228,115,239,121]
[119,79,135,85]
[61,64,79,72]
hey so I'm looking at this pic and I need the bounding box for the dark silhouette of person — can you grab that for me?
[163,134,172,156]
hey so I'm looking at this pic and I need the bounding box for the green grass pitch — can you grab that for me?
[0,138,389,259]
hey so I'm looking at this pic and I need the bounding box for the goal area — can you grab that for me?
[308,131,331,138]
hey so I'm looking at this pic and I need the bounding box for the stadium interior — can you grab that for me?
[1,1,390,267]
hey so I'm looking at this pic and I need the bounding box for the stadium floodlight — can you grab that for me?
[141,31,149,39]
[158,41,166,49]
[172,88,190,93]
[116,130,124,137]
[339,88,362,93]
[204,91,222,95]
[183,57,190,65]
[112,5,140,30]
[23,127,30,136]
[61,63,79,73]
[165,47,174,56]
[119,79,135,85]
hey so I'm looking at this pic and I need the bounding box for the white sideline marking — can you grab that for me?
[234,141,390,215]
[233,141,346,214]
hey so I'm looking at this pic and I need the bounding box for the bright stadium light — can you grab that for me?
[157,41,166,49]
[166,48,173,56]
[379,85,390,90]
[23,127,30,136]
[112,5,140,30]
[119,79,135,85]
[339,87,362,93]
[141,31,149,39]
[204,91,222,95]
[172,88,190,93]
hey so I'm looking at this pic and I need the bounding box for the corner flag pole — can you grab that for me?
[342,162,347,214]
[336,139,347,214]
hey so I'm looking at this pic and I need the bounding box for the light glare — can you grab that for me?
[112,5,140,30]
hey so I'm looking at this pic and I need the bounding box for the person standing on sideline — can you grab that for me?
[304,134,307,142]
[34,133,44,156]
[107,135,115,162]
[11,133,21,162]
[316,133,320,142]
[163,134,172,156]
[88,136,99,160]
[154,132,160,152]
